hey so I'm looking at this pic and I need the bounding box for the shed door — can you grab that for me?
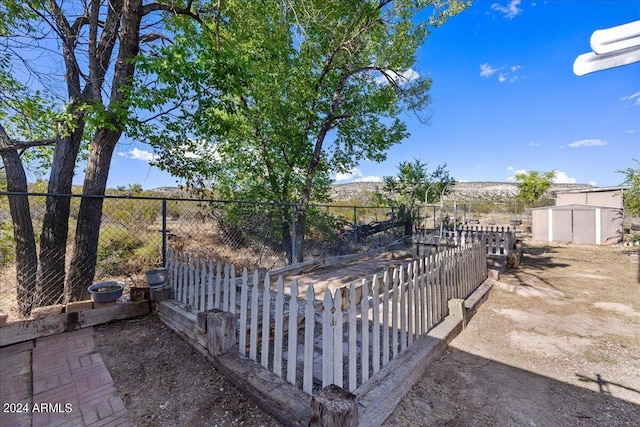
[553,210,573,242]
[573,210,595,244]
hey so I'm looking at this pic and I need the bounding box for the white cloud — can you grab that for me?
[568,138,608,148]
[353,176,383,183]
[528,141,540,147]
[589,181,597,186]
[506,166,527,181]
[507,167,577,184]
[491,0,522,19]
[481,64,522,83]
[375,68,420,85]
[119,148,157,162]
[335,169,362,182]
[480,63,498,77]
[625,129,636,134]
[552,171,577,184]
[621,91,640,105]
[334,169,382,183]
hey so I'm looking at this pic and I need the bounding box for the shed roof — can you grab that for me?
[531,203,624,211]
[554,186,628,195]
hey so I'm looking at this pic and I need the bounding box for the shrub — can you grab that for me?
[0,221,14,267]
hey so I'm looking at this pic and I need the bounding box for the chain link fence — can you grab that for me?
[0,192,404,319]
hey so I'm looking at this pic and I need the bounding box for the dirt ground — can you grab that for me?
[94,242,640,426]
[386,242,640,426]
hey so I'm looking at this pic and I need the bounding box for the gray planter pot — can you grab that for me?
[88,281,125,303]
[145,268,169,288]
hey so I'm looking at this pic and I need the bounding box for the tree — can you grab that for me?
[618,160,640,216]
[514,170,556,208]
[133,0,469,262]
[378,159,454,236]
[1,0,203,314]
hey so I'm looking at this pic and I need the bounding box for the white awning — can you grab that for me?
[574,20,640,76]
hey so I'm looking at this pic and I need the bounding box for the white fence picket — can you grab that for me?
[348,282,357,392]
[371,275,380,374]
[361,278,370,383]
[303,285,315,394]
[167,240,488,396]
[249,273,260,361]
[230,265,237,315]
[332,289,343,389]
[214,261,222,309]
[287,280,299,385]
[274,277,285,378]
[322,289,333,388]
[261,275,271,369]
[239,269,249,357]
[382,271,390,366]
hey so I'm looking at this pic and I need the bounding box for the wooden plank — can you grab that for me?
[1,301,150,347]
[406,263,413,347]
[355,316,462,427]
[209,352,312,427]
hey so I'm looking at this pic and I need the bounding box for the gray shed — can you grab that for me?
[532,204,623,245]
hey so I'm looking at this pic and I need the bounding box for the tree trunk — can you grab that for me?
[35,128,84,307]
[0,148,38,316]
[294,205,306,264]
[65,129,120,302]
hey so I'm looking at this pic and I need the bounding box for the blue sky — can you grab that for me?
[107,0,639,190]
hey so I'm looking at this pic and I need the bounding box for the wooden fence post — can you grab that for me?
[310,385,358,427]
[206,309,237,357]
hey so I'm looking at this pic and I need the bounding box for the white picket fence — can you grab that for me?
[167,241,487,395]
[414,225,515,255]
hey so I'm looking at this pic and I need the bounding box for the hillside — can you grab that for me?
[330,181,594,203]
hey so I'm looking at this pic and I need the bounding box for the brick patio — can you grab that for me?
[0,327,133,427]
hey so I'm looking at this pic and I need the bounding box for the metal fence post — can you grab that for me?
[391,207,395,241]
[162,198,167,266]
[291,203,297,265]
[353,206,357,251]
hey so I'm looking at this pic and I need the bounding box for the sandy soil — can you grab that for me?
[94,242,640,426]
[385,242,640,426]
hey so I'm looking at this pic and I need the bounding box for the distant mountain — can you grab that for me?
[153,181,595,203]
[330,181,594,202]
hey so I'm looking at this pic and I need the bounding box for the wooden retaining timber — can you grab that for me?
[0,301,150,347]
[157,276,494,426]
[165,242,488,395]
